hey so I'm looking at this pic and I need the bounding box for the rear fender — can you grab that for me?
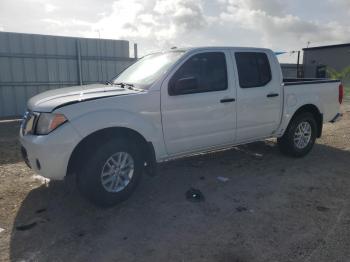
[276,93,323,137]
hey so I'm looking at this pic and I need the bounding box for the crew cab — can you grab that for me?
[19,47,343,206]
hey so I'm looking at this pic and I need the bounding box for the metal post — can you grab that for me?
[97,40,103,82]
[134,43,138,59]
[296,50,300,78]
[76,39,83,85]
[96,31,103,82]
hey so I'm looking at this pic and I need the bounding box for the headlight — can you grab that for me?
[35,113,67,135]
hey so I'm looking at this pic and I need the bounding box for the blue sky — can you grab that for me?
[0,0,349,62]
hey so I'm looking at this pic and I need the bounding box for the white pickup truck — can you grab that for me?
[20,47,343,206]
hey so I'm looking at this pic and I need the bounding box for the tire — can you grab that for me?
[277,112,317,157]
[77,138,143,207]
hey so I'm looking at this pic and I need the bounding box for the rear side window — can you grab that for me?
[169,52,228,95]
[235,52,272,88]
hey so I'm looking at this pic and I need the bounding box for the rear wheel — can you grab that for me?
[277,112,317,157]
[77,138,143,207]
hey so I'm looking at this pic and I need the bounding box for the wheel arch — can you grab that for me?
[67,127,156,176]
[288,104,323,138]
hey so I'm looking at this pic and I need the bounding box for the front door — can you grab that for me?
[161,51,237,156]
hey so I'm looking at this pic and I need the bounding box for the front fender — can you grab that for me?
[72,109,156,138]
[55,92,168,160]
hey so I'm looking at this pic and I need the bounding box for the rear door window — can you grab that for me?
[235,52,272,88]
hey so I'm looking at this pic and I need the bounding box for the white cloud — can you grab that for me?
[328,0,350,7]
[221,0,285,16]
[79,0,350,56]
[1,0,350,62]
[44,3,58,13]
[42,18,91,27]
[79,0,209,53]
[40,18,93,37]
[218,1,350,51]
[154,0,207,30]
[93,0,146,38]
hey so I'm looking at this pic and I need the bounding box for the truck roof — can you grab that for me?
[172,46,273,52]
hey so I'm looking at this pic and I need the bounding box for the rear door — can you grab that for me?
[231,51,282,141]
[161,50,237,156]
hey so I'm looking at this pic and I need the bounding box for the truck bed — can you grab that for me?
[283,78,340,85]
[282,78,341,124]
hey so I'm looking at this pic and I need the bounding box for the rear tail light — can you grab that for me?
[339,84,344,104]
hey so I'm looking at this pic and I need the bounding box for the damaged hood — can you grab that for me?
[27,84,143,112]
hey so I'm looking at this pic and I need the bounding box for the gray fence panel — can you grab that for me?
[0,32,135,118]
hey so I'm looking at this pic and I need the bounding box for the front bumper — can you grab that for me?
[19,122,81,180]
[21,146,31,168]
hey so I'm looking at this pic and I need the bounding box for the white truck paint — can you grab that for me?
[20,47,342,182]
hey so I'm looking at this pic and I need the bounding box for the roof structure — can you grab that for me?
[303,43,350,51]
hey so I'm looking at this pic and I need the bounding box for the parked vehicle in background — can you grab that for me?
[20,47,343,206]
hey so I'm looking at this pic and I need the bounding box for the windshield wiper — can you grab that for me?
[114,82,134,89]
[105,81,131,88]
[111,82,143,91]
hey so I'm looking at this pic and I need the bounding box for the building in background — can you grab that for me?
[303,43,350,79]
[0,32,137,118]
[281,63,298,78]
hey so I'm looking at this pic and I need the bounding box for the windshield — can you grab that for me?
[112,51,185,87]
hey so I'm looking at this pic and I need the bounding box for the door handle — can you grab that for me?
[267,93,279,98]
[220,98,235,103]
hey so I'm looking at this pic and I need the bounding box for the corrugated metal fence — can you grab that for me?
[0,32,136,118]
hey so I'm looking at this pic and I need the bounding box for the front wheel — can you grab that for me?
[77,138,143,207]
[277,112,317,157]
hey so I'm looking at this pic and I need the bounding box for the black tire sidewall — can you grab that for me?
[77,139,143,207]
[285,113,317,157]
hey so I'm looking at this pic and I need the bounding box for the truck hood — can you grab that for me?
[27,84,143,112]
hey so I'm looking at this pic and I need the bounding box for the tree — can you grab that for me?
[327,66,350,96]
[327,66,350,81]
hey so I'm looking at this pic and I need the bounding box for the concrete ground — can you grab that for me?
[0,100,350,262]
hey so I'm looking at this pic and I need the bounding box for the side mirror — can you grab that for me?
[169,76,199,95]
